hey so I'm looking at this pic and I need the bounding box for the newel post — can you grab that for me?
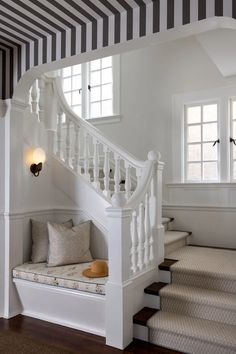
[148,151,165,267]
[105,193,134,349]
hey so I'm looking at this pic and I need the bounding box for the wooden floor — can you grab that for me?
[0,315,181,354]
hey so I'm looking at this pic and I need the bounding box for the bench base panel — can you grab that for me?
[13,279,106,337]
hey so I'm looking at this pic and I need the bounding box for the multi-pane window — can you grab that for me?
[62,65,82,117]
[89,57,113,118]
[185,103,219,181]
[61,56,116,120]
[230,99,236,180]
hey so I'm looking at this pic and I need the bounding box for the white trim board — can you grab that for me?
[163,204,236,212]
[0,207,108,235]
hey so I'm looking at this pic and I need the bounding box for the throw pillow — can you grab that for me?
[31,219,73,263]
[47,221,93,267]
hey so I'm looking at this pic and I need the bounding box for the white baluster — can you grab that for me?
[73,123,80,173]
[56,107,63,159]
[144,192,151,267]
[65,115,71,165]
[138,202,145,272]
[103,146,110,198]
[148,151,165,265]
[83,132,90,180]
[93,138,100,189]
[125,162,131,200]
[136,167,142,188]
[31,80,38,114]
[38,77,45,123]
[131,210,139,275]
[114,153,121,194]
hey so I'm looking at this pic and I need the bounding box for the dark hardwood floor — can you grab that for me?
[0,315,182,354]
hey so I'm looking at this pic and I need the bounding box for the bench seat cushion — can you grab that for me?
[13,261,108,295]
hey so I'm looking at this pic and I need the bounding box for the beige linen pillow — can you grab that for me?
[31,219,73,263]
[47,221,93,267]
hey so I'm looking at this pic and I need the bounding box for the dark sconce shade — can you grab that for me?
[30,162,43,177]
[30,148,46,177]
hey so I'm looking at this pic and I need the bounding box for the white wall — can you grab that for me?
[98,35,236,248]
[99,35,236,183]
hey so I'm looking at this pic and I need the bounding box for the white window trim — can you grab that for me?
[61,55,121,124]
[172,85,236,184]
[229,97,236,182]
[184,100,220,183]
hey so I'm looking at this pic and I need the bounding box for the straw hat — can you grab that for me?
[83,260,108,278]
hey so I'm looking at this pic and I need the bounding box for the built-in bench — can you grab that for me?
[13,261,107,295]
[12,261,108,336]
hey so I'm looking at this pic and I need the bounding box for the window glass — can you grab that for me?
[61,56,114,120]
[185,102,219,181]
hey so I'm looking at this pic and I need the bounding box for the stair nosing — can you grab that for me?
[144,282,168,296]
[133,307,159,326]
[159,258,179,271]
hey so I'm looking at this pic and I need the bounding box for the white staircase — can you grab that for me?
[28,76,236,353]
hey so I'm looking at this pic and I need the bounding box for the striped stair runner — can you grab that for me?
[145,246,236,354]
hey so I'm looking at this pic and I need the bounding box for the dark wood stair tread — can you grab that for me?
[133,307,158,326]
[159,258,178,271]
[171,229,192,236]
[144,282,168,296]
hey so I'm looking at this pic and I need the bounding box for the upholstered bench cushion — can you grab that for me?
[13,261,108,295]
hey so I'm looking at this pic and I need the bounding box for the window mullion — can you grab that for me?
[201,105,203,181]
[81,63,88,119]
[220,97,230,182]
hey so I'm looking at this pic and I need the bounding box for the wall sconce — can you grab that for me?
[30,148,46,177]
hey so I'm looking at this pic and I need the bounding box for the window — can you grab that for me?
[185,102,219,182]
[230,99,236,180]
[61,55,120,121]
[62,65,82,117]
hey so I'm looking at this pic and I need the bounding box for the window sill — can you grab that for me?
[86,115,122,126]
[166,182,236,189]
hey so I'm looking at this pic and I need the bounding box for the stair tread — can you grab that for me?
[133,307,158,326]
[148,311,236,348]
[162,217,174,224]
[144,282,168,296]
[160,283,236,310]
[159,258,179,271]
[168,246,236,281]
[164,230,191,245]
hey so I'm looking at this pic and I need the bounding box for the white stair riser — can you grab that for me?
[162,220,173,231]
[144,294,160,309]
[172,272,236,294]
[159,270,171,284]
[149,328,236,354]
[133,324,149,342]
[161,297,236,326]
[165,238,187,256]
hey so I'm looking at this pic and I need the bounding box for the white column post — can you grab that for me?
[31,80,38,114]
[105,193,134,350]
[148,151,165,267]
[38,77,45,123]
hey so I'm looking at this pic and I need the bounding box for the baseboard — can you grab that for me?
[22,310,105,337]
[3,309,22,319]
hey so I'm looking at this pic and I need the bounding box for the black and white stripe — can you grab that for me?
[0,0,235,100]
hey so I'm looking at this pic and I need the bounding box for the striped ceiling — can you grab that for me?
[0,0,235,100]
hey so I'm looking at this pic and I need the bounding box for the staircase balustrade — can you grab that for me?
[52,77,144,202]
[29,76,164,349]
